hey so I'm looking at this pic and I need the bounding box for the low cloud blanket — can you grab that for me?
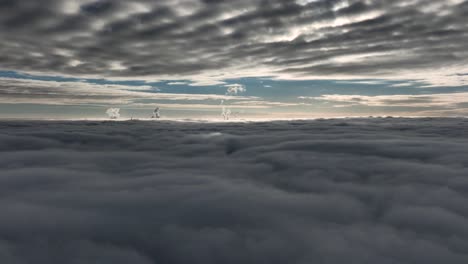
[1,118,468,263]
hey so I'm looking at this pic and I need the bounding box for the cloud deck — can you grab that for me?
[1,118,468,263]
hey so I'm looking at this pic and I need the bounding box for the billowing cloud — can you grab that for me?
[1,118,468,263]
[1,0,468,85]
[225,83,247,95]
[105,108,120,119]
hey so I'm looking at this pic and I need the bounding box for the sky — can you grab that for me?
[1,0,468,119]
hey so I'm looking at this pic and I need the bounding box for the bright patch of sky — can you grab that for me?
[1,71,468,119]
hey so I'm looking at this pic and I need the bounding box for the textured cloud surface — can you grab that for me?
[1,118,468,263]
[1,0,468,85]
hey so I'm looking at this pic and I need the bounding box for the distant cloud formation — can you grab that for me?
[1,118,468,263]
[225,84,247,95]
[1,0,468,85]
[105,107,120,119]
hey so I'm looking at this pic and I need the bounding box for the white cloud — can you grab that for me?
[167,82,190,85]
[225,84,247,95]
[105,108,120,119]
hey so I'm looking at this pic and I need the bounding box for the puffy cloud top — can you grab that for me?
[1,118,468,263]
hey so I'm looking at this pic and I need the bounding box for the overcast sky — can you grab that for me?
[1,0,468,119]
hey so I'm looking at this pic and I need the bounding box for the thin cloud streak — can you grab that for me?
[0,77,258,106]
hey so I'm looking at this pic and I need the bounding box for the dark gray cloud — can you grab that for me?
[0,0,467,85]
[1,118,468,263]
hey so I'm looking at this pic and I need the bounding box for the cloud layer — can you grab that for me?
[1,0,468,85]
[1,118,468,263]
[305,92,468,109]
[0,77,256,105]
